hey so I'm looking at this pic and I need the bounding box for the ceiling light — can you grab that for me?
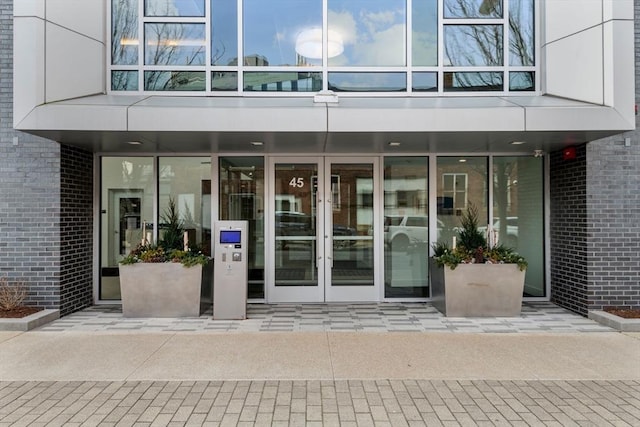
[250,141,263,146]
[126,141,142,145]
[510,141,526,145]
[388,141,401,147]
[459,159,467,163]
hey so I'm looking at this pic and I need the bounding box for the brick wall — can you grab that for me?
[0,0,61,309]
[549,145,589,315]
[60,145,94,315]
[550,1,640,314]
[1,0,94,314]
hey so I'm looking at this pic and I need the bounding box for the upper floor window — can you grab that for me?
[110,0,536,94]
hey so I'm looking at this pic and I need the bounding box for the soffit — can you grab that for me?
[16,94,632,154]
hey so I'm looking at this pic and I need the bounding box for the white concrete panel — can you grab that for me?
[603,0,633,21]
[603,21,635,125]
[46,0,106,43]
[17,104,129,131]
[544,0,602,44]
[545,26,603,105]
[13,0,45,17]
[526,105,631,131]
[128,98,327,132]
[45,23,105,103]
[329,102,525,132]
[13,17,45,128]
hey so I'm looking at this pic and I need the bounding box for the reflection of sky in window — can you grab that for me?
[412,0,437,66]
[444,0,502,19]
[243,0,322,66]
[212,0,238,66]
[328,0,406,67]
[145,0,205,17]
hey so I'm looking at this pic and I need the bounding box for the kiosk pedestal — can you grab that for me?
[213,221,248,320]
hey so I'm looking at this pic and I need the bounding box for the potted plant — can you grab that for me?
[118,197,209,318]
[430,204,527,317]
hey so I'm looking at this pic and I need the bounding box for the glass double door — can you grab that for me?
[268,157,378,302]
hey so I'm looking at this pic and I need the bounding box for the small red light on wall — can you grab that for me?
[562,146,577,161]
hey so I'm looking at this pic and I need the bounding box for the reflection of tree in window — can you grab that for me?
[111,0,138,66]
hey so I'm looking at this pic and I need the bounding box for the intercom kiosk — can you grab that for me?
[213,221,248,320]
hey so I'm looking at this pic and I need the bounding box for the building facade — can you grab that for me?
[1,0,638,316]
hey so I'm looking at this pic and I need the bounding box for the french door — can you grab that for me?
[267,157,379,302]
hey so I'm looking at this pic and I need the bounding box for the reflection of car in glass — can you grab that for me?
[384,215,430,251]
[275,211,356,245]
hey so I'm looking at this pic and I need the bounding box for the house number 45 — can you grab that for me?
[289,177,305,188]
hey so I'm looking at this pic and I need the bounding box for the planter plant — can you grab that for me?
[119,197,209,318]
[430,204,527,317]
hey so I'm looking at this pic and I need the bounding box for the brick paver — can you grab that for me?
[1,380,638,426]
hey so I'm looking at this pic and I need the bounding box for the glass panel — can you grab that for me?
[412,72,437,92]
[444,0,503,18]
[328,72,406,92]
[274,163,318,286]
[111,0,138,65]
[244,0,322,66]
[219,157,265,299]
[443,71,502,91]
[145,0,205,16]
[437,157,488,247]
[384,157,429,298]
[444,25,503,66]
[494,156,544,297]
[331,164,374,286]
[211,0,238,66]
[144,71,206,91]
[328,0,406,66]
[243,72,322,92]
[144,23,206,65]
[111,71,139,91]
[212,71,238,91]
[100,157,155,300]
[412,0,438,66]
[509,0,534,66]
[158,158,212,306]
[509,71,534,91]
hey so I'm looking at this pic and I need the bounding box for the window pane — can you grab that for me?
[145,0,205,16]
[493,156,544,296]
[444,0,503,18]
[444,25,503,66]
[111,0,138,65]
[219,157,265,299]
[509,71,534,91]
[100,157,155,300]
[328,0,406,67]
[412,72,437,92]
[212,71,238,91]
[244,0,322,66]
[509,0,534,66]
[328,72,406,92]
[444,71,502,91]
[112,71,139,91]
[384,157,429,298]
[144,71,206,91]
[145,23,206,65]
[437,157,488,245]
[212,0,238,65]
[412,0,438,66]
[243,72,322,92]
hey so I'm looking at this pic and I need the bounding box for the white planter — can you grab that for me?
[430,260,525,317]
[119,263,203,317]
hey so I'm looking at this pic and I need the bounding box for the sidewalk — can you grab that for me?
[0,303,639,426]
